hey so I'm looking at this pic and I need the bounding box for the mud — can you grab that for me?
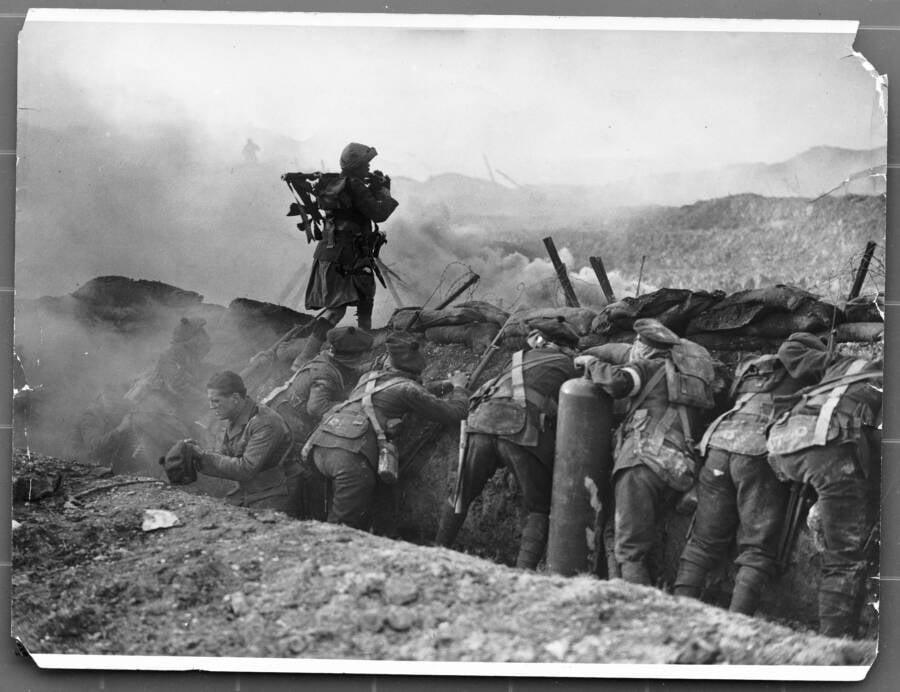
[11,451,875,666]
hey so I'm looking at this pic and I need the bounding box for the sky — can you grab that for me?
[18,13,887,185]
[13,12,887,308]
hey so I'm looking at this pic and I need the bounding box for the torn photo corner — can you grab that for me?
[12,9,886,681]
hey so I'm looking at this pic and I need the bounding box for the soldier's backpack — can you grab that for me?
[314,173,352,211]
[665,339,715,410]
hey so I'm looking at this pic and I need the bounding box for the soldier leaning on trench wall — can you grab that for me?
[303,331,469,530]
[574,319,715,587]
[673,332,829,617]
[434,317,579,570]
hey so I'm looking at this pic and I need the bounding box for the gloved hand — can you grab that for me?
[158,439,200,485]
[449,370,469,390]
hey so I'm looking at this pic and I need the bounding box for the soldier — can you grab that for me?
[574,318,715,586]
[261,326,374,519]
[123,317,212,474]
[298,142,399,363]
[673,332,828,614]
[434,317,578,569]
[180,371,301,515]
[303,331,469,530]
[766,346,882,638]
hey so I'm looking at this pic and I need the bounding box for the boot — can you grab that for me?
[291,319,331,369]
[620,560,652,586]
[434,502,466,548]
[673,558,707,600]
[516,512,549,570]
[819,590,860,639]
[729,567,767,615]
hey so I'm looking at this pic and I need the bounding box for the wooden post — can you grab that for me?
[542,236,580,308]
[589,256,616,303]
[636,255,647,297]
[848,241,877,300]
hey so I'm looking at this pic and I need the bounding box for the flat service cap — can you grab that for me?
[386,331,427,374]
[633,318,680,348]
[327,326,374,355]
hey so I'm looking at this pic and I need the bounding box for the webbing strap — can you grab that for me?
[362,377,388,443]
[697,391,754,456]
[510,350,526,404]
[811,359,867,445]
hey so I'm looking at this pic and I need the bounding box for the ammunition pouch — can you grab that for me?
[467,399,528,436]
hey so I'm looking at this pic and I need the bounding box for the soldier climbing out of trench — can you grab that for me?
[435,317,578,570]
[574,318,715,586]
[288,142,399,366]
[121,317,213,475]
[302,331,469,530]
[766,345,882,638]
[170,371,303,516]
[260,326,374,519]
[673,332,829,615]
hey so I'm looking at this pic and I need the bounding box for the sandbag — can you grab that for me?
[424,322,500,351]
[592,288,724,335]
[835,322,884,343]
[687,285,832,333]
[454,301,510,328]
[689,332,782,352]
[509,306,598,335]
[843,294,884,324]
[730,311,831,339]
[388,306,487,331]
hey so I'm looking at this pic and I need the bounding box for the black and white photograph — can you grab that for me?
[10,10,887,679]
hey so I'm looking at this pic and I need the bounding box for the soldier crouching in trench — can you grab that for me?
[302,331,469,530]
[574,318,715,586]
[674,332,829,615]
[261,326,374,519]
[766,347,882,638]
[295,142,399,365]
[434,317,579,570]
[163,371,302,516]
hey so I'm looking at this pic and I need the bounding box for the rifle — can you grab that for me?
[238,312,326,382]
[451,315,515,513]
[776,481,815,573]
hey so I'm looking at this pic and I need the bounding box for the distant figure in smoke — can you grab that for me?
[122,317,213,475]
[242,137,260,163]
[71,383,134,468]
[298,142,399,363]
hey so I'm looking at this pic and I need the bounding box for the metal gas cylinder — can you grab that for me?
[546,374,614,577]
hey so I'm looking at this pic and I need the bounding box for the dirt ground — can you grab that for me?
[11,450,875,667]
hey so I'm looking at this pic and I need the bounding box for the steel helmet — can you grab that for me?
[340,142,378,172]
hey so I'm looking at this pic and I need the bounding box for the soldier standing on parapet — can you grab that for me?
[435,317,578,570]
[766,347,882,638]
[674,333,828,615]
[574,318,715,586]
[303,332,469,530]
[177,371,302,515]
[297,142,399,364]
[261,326,374,519]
